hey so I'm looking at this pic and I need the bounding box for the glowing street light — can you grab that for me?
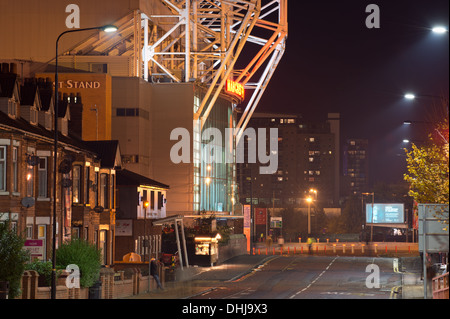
[404,93,416,100]
[432,26,448,34]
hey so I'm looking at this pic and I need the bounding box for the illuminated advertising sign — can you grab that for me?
[226,79,245,99]
[366,203,404,224]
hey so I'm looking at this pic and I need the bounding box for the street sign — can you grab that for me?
[270,217,282,229]
[24,240,44,261]
[418,204,449,253]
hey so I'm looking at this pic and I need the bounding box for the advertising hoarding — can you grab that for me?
[366,203,404,224]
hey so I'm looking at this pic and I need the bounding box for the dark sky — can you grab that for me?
[256,0,449,185]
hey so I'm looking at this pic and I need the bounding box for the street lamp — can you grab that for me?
[306,196,313,236]
[432,26,448,34]
[51,24,117,299]
[362,193,374,242]
[404,93,416,100]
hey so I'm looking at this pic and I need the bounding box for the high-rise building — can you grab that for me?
[238,113,340,207]
[342,139,369,195]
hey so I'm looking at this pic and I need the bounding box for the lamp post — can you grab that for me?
[362,192,374,242]
[306,196,313,236]
[51,25,117,299]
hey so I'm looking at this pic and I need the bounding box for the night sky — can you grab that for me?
[256,0,449,185]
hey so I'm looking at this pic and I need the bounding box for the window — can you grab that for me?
[26,225,33,239]
[38,157,48,198]
[0,146,6,191]
[8,100,18,118]
[26,165,34,197]
[94,172,99,207]
[12,147,18,193]
[116,108,126,116]
[150,190,155,209]
[110,174,114,209]
[158,191,163,209]
[100,173,108,208]
[72,165,81,203]
[84,166,90,205]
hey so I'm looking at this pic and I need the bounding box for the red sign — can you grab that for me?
[255,208,267,225]
[226,79,245,99]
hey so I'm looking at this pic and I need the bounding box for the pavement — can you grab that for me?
[399,256,430,299]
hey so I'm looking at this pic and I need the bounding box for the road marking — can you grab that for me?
[390,286,400,299]
[289,256,339,299]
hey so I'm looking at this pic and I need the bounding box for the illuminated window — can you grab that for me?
[26,164,34,197]
[72,165,81,203]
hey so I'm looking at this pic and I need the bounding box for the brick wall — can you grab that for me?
[20,267,164,299]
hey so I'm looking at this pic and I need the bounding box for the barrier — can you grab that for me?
[432,273,449,299]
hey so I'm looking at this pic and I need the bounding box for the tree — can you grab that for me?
[404,97,449,204]
[404,143,449,204]
[0,219,29,299]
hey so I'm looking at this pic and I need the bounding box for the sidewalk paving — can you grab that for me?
[400,256,429,299]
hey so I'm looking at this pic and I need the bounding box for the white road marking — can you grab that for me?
[289,256,339,299]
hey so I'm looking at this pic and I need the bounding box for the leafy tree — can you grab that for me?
[404,143,449,204]
[0,220,29,299]
[404,98,449,204]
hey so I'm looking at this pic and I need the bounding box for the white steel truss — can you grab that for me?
[61,0,287,139]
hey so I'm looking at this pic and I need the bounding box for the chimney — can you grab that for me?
[1,63,9,73]
[9,63,17,75]
[68,91,83,139]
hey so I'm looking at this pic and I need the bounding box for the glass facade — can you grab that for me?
[193,92,237,214]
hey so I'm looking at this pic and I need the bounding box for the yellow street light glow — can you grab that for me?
[306,197,313,203]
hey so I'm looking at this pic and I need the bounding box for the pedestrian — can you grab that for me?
[307,237,313,255]
[150,257,164,290]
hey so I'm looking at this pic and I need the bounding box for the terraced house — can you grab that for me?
[0,63,120,266]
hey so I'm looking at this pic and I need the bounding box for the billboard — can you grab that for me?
[366,203,404,224]
[255,208,267,225]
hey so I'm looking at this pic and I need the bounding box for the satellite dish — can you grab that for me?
[21,197,35,208]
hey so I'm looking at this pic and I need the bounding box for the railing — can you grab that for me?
[432,272,449,299]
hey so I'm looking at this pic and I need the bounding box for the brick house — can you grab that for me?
[0,63,119,266]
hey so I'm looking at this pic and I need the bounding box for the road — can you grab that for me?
[189,255,401,299]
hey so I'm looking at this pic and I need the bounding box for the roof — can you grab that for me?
[116,169,169,189]
[20,81,39,106]
[0,73,19,99]
[0,109,95,154]
[84,140,122,169]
